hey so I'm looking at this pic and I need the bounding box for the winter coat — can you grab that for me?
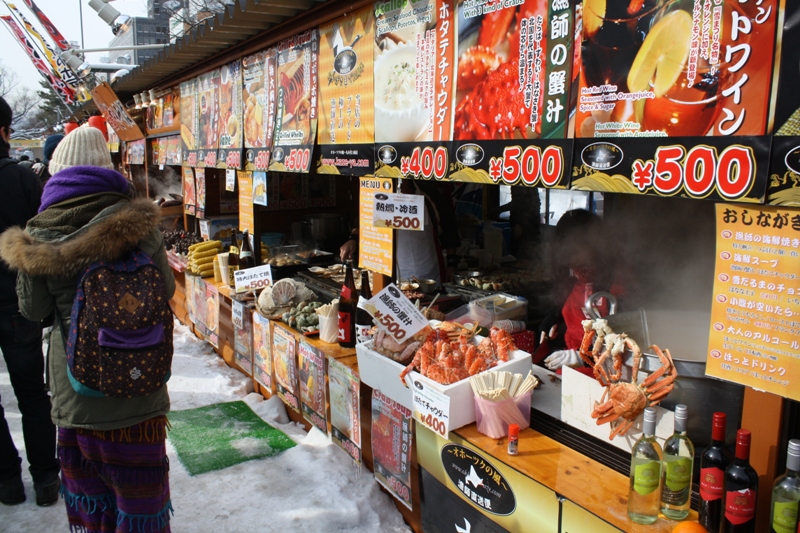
[0,156,42,311]
[0,195,175,431]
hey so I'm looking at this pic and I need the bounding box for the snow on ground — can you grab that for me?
[1,320,412,532]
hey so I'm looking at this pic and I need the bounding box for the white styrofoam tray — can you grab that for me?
[356,333,532,431]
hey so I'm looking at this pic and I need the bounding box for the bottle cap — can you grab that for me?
[712,412,727,442]
[508,424,520,438]
[643,407,656,424]
[736,428,751,447]
[712,412,726,428]
[674,404,688,420]
[788,439,800,458]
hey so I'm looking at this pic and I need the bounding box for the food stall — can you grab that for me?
[88,0,800,531]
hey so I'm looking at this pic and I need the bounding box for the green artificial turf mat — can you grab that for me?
[168,401,295,476]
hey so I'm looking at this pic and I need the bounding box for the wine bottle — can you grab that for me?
[628,407,663,525]
[239,229,255,270]
[721,429,758,532]
[227,229,240,286]
[337,260,357,348]
[356,269,373,344]
[699,412,733,532]
[770,439,800,533]
[661,404,695,520]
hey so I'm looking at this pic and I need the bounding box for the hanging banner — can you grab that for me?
[253,311,273,392]
[216,59,244,169]
[0,16,74,106]
[243,48,278,171]
[270,29,319,173]
[91,82,144,141]
[238,170,255,234]
[372,389,413,510]
[232,300,253,376]
[447,0,574,188]
[328,357,361,464]
[298,340,327,434]
[359,176,393,277]
[575,0,779,138]
[706,204,800,402]
[182,166,196,215]
[272,324,300,414]
[21,0,70,51]
[373,0,456,179]
[180,77,199,166]
[197,69,221,168]
[317,5,375,175]
[6,3,88,102]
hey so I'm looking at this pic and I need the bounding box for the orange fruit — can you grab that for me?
[627,9,692,97]
[671,521,707,533]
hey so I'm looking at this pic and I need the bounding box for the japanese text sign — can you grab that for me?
[412,378,451,437]
[298,340,327,435]
[364,284,428,342]
[372,192,425,231]
[233,265,273,294]
[707,204,800,401]
[273,324,300,413]
[328,357,362,464]
[253,312,273,392]
[359,176,393,277]
[371,389,413,510]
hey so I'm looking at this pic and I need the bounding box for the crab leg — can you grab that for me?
[610,419,635,440]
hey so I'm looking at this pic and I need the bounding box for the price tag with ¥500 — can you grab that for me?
[411,379,450,437]
[372,193,425,231]
[233,265,273,293]
[363,283,427,342]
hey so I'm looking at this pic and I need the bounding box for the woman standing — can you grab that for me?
[0,126,175,532]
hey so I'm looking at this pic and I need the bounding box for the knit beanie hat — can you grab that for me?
[43,133,64,161]
[49,125,113,175]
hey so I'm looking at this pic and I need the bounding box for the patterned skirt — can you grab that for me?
[58,416,172,533]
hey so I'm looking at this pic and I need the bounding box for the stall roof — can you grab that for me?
[110,0,355,101]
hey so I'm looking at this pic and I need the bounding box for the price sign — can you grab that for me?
[372,193,425,231]
[411,379,450,437]
[399,146,449,180]
[225,169,236,191]
[232,299,244,329]
[233,265,273,293]
[364,284,427,342]
[486,145,565,186]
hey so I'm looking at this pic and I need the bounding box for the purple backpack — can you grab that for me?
[66,250,173,398]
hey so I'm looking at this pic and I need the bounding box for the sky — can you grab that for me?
[1,320,413,532]
[0,1,149,96]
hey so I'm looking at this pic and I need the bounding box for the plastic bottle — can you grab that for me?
[628,407,663,524]
[507,424,519,456]
[661,404,695,520]
[770,439,800,533]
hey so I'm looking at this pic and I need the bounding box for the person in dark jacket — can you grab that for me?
[31,133,64,186]
[0,96,60,507]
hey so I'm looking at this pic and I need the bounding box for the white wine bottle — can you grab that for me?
[770,439,800,533]
[661,404,695,520]
[628,407,663,525]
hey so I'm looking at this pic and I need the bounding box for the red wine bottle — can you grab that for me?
[721,429,759,533]
[699,412,733,532]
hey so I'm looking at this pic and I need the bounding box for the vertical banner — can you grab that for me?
[197,69,221,167]
[232,300,253,376]
[575,0,779,138]
[253,171,267,206]
[372,389,413,510]
[706,204,800,401]
[21,0,71,51]
[195,168,206,218]
[0,16,74,106]
[328,357,362,464]
[252,311,273,392]
[272,324,300,414]
[243,49,278,171]
[270,30,320,173]
[180,77,199,167]
[317,6,375,175]
[358,176,394,276]
[182,166,196,215]
[298,340,327,434]
[237,170,255,234]
[185,275,196,325]
[204,281,220,348]
[217,59,244,169]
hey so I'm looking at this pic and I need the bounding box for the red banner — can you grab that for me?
[21,0,71,51]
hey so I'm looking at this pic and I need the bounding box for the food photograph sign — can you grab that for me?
[328,357,362,464]
[298,340,327,434]
[253,312,273,392]
[272,324,301,413]
[371,390,413,510]
[706,204,800,401]
[180,77,199,166]
[243,49,278,172]
[216,59,244,170]
[232,300,253,376]
[270,29,320,173]
[197,69,221,168]
[317,6,376,175]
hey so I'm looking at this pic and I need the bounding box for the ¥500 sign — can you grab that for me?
[233,265,273,293]
[363,284,427,342]
[372,193,425,231]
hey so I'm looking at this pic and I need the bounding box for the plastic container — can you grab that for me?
[474,392,532,439]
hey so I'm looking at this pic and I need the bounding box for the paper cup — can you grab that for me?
[217,253,229,286]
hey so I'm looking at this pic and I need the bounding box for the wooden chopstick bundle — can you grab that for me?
[469,370,538,400]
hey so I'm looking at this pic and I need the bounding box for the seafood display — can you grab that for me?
[399,324,516,386]
[579,318,678,439]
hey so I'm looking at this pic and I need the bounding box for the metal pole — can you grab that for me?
[73,44,169,52]
[78,0,84,48]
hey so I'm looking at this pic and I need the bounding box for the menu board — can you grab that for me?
[328,356,361,464]
[216,60,244,169]
[182,166,196,215]
[232,300,253,376]
[269,30,319,173]
[373,0,455,179]
[238,170,255,234]
[253,311,273,392]
[359,176,393,277]
[575,0,779,138]
[243,49,278,171]
[197,69,221,168]
[180,77,199,166]
[706,204,800,402]
[298,340,327,434]
[317,6,375,175]
[371,389,413,510]
[272,324,300,414]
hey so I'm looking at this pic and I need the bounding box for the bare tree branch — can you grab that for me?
[0,60,20,99]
